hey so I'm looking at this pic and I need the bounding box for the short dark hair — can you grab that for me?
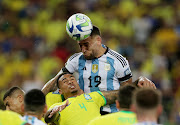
[90,25,101,37]
[56,72,72,89]
[3,86,23,101]
[24,89,45,113]
[133,88,162,109]
[118,84,137,109]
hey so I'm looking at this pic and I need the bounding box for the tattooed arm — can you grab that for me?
[101,90,119,105]
[41,70,63,95]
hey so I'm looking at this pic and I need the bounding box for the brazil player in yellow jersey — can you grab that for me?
[3,86,25,116]
[0,110,29,125]
[44,72,119,125]
[88,84,137,125]
[42,71,156,112]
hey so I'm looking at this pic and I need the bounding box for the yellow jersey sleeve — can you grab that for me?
[46,91,64,110]
[89,91,107,107]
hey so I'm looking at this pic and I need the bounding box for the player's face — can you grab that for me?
[78,36,98,60]
[4,96,23,115]
[59,74,80,95]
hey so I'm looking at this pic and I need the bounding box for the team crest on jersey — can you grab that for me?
[92,64,98,73]
[104,63,111,71]
[84,94,92,100]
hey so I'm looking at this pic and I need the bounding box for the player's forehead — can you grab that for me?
[77,36,92,44]
[60,74,75,81]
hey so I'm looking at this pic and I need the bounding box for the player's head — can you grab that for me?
[57,72,82,99]
[3,86,25,115]
[23,89,47,119]
[131,88,162,119]
[77,25,102,60]
[116,84,137,110]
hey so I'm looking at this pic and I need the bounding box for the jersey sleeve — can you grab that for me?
[65,53,81,73]
[115,56,132,83]
[46,91,64,110]
[89,91,107,107]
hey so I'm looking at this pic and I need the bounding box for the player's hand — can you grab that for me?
[137,76,156,89]
[48,100,69,118]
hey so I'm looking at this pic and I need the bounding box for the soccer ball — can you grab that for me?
[66,13,93,41]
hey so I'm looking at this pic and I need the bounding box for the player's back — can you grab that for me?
[0,110,27,125]
[88,111,137,125]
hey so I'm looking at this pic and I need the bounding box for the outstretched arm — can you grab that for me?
[102,76,156,105]
[44,100,69,123]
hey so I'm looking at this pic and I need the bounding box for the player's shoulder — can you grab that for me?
[89,113,117,124]
[107,48,128,67]
[68,52,83,61]
[89,91,103,96]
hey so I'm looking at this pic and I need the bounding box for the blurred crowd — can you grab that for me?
[0,0,180,124]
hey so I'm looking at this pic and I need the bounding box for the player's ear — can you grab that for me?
[96,36,102,44]
[116,100,120,110]
[43,104,48,114]
[157,104,163,116]
[59,89,63,95]
[18,94,24,103]
[130,104,136,113]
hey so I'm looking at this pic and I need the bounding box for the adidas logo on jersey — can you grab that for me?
[82,67,86,70]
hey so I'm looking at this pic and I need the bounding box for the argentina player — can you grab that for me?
[42,26,156,114]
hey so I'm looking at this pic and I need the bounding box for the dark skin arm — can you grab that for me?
[44,100,69,123]
[41,70,63,95]
[44,109,60,123]
[102,77,156,105]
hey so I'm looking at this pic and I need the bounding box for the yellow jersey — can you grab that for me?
[46,91,64,110]
[0,110,27,125]
[50,91,106,125]
[88,110,137,125]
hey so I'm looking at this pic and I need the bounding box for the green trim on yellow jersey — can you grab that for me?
[97,91,107,106]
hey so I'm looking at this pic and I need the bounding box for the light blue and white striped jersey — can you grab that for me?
[65,46,132,113]
[23,115,47,125]
[133,121,162,125]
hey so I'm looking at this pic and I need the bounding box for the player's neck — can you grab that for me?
[137,114,158,123]
[65,89,84,99]
[24,112,42,120]
[95,46,106,58]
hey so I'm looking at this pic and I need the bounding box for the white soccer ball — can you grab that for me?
[66,13,93,41]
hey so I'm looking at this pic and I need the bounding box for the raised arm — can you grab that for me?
[41,70,63,95]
